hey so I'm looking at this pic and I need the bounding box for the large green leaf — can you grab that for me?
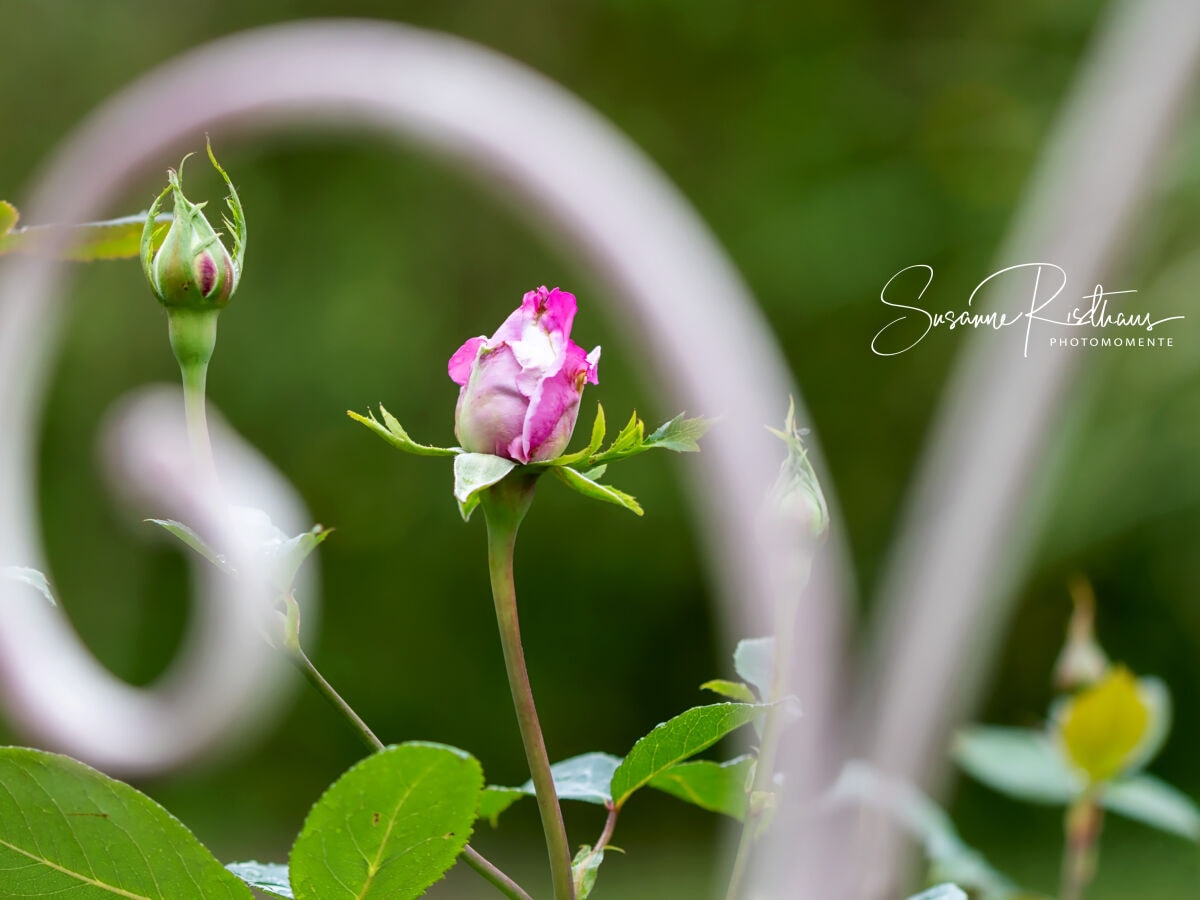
[609,703,760,809]
[290,742,482,900]
[1102,773,1200,840]
[648,755,753,820]
[953,726,1081,805]
[226,862,293,898]
[0,747,252,898]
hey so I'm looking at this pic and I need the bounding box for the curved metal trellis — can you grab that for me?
[0,3,1197,896]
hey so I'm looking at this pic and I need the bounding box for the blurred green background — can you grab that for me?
[3,0,1200,896]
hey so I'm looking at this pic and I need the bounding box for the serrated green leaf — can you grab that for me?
[347,407,459,458]
[290,742,482,900]
[1102,773,1200,840]
[648,755,753,819]
[226,862,293,898]
[598,411,644,459]
[953,727,1081,805]
[0,747,252,898]
[478,788,525,827]
[553,404,607,466]
[454,453,518,521]
[733,637,775,700]
[610,703,760,809]
[553,466,643,516]
[2,565,58,606]
[572,844,604,899]
[580,464,607,481]
[644,413,712,452]
[700,679,757,703]
[0,212,173,261]
[146,518,234,573]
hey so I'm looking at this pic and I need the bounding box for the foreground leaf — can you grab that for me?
[290,742,482,900]
[226,862,293,898]
[609,703,760,809]
[953,726,1080,805]
[146,518,234,573]
[572,844,604,899]
[648,755,753,819]
[0,747,251,898]
[478,752,622,825]
[733,637,775,700]
[1102,773,1200,840]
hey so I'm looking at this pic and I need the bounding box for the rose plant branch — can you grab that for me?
[482,475,576,900]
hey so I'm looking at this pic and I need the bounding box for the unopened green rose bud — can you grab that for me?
[140,140,246,312]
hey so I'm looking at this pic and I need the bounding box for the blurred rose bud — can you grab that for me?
[1053,576,1109,691]
[768,398,829,540]
[448,286,600,463]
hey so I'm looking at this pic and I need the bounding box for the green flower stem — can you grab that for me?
[168,308,220,482]
[724,557,812,900]
[1061,793,1104,900]
[285,629,533,900]
[481,474,575,900]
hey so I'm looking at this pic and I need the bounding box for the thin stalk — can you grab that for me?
[1061,794,1104,900]
[289,639,533,900]
[724,557,811,900]
[482,476,575,900]
[181,361,215,480]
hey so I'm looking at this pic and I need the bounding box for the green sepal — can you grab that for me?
[347,406,459,458]
[537,408,711,471]
[454,454,518,521]
[551,404,607,466]
[206,137,246,276]
[552,466,643,516]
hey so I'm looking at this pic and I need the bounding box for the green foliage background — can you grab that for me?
[3,0,1200,895]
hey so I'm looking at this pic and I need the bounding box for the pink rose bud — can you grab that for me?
[449,286,600,463]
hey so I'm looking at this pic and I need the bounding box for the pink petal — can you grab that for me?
[448,336,486,385]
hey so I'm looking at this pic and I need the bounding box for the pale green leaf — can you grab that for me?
[0,212,173,261]
[644,413,712,452]
[733,637,775,700]
[953,726,1081,805]
[347,407,458,458]
[290,742,482,900]
[0,747,252,898]
[1102,773,1200,840]
[454,453,517,521]
[700,679,757,703]
[477,788,525,827]
[552,466,643,516]
[648,755,753,819]
[2,566,57,606]
[478,752,623,825]
[610,703,760,809]
[146,518,234,573]
[572,844,604,899]
[226,862,293,898]
[908,886,968,900]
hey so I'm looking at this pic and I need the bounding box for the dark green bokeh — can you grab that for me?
[4,0,1200,895]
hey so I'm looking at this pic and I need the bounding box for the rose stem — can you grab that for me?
[482,474,576,900]
[288,638,533,900]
